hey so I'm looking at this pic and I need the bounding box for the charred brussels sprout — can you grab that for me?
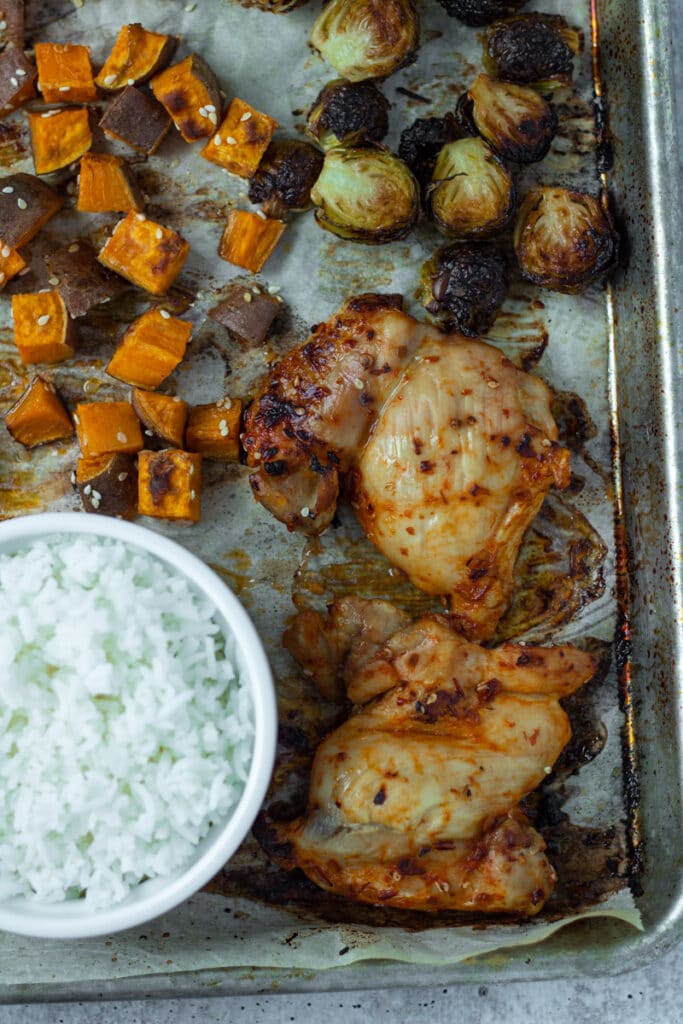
[253,0,311,11]
[420,242,508,335]
[398,113,463,190]
[461,73,557,164]
[307,79,390,150]
[436,0,527,27]
[248,140,324,218]
[428,137,515,239]
[310,146,419,243]
[484,14,583,89]
[514,187,618,292]
[310,0,420,83]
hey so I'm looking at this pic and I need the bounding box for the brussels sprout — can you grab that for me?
[248,140,324,218]
[310,146,419,243]
[253,0,311,11]
[428,136,515,239]
[484,13,583,89]
[310,0,420,83]
[436,0,527,27]
[460,73,557,164]
[420,242,508,335]
[398,112,463,190]
[307,79,390,150]
[514,187,618,293]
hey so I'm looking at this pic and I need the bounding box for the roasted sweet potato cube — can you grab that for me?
[208,282,280,344]
[76,452,137,517]
[106,308,191,388]
[0,239,26,289]
[185,399,242,460]
[0,47,36,116]
[200,98,278,179]
[99,86,171,155]
[95,23,177,91]
[138,449,201,522]
[131,389,188,449]
[75,400,143,457]
[98,212,190,295]
[150,53,221,142]
[0,173,63,248]
[12,290,77,364]
[77,153,144,213]
[5,375,73,447]
[218,210,285,273]
[45,241,128,318]
[0,2,24,50]
[29,107,92,175]
[35,42,96,103]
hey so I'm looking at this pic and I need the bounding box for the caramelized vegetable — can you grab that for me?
[5,375,73,447]
[95,23,177,91]
[76,452,137,517]
[0,240,26,289]
[419,241,508,335]
[185,399,243,460]
[461,73,557,164]
[200,98,278,179]
[74,400,143,457]
[131,389,188,449]
[99,85,171,155]
[253,0,311,9]
[0,46,36,116]
[514,187,618,293]
[34,42,96,103]
[398,113,463,191]
[138,449,202,522]
[307,79,389,150]
[77,153,144,213]
[437,0,527,26]
[45,241,128,318]
[151,53,221,142]
[248,140,323,218]
[11,289,77,364]
[428,137,515,238]
[106,307,192,388]
[484,13,583,89]
[0,173,62,248]
[98,212,190,295]
[208,282,281,344]
[0,1,24,50]
[29,107,92,175]
[310,0,420,82]
[218,210,286,273]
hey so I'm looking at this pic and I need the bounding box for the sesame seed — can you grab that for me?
[9,77,17,87]
[353,378,364,389]
[189,463,195,475]
[267,284,281,294]
[37,314,50,326]
[41,110,58,117]
[68,242,79,253]
[83,484,92,495]
[240,111,252,122]
[391,871,402,881]
[256,209,267,220]
[127,78,134,86]
[136,213,146,222]
[190,489,196,500]
[218,418,227,430]
[544,766,552,774]
[103,74,116,86]
[159,308,170,319]
[541,438,552,447]
[253,451,261,460]
[48,276,59,286]
[486,379,499,389]
[73,414,79,424]
[225,135,237,145]
[185,1,196,9]
[15,69,26,76]
[92,490,101,501]
[294,407,305,415]
[91,496,100,509]
[300,506,310,518]
[145,429,153,436]
[59,85,72,92]
[198,106,207,118]
[155,228,164,240]
[1,186,13,193]
[0,21,7,30]
[117,472,128,482]
[205,104,216,113]
[17,198,26,210]
[219,425,228,437]
[213,134,222,146]
[436,881,450,893]
[208,111,217,124]
[1,245,9,257]
[243,291,252,303]
[116,432,127,443]
[70,471,76,485]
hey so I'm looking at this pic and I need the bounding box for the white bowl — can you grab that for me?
[0,512,277,939]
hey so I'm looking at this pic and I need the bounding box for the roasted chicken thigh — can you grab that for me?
[243,295,570,639]
[263,599,597,915]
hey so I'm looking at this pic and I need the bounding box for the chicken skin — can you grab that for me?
[263,599,597,916]
[243,294,570,640]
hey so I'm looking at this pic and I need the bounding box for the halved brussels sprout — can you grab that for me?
[420,242,508,336]
[310,146,419,243]
[398,112,463,190]
[248,140,324,218]
[310,0,420,82]
[437,0,527,27]
[428,136,515,239]
[253,0,311,11]
[484,13,583,89]
[514,187,618,292]
[307,79,390,150]
[461,73,557,164]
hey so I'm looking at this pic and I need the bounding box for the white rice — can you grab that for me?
[0,536,254,909]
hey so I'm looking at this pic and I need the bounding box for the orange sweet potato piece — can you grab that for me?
[0,239,26,289]
[75,400,143,457]
[29,107,92,175]
[138,449,201,522]
[5,375,74,447]
[35,42,96,103]
[218,210,285,273]
[131,389,188,449]
[0,47,37,116]
[150,53,221,142]
[106,308,191,388]
[98,212,190,295]
[185,398,242,460]
[200,98,278,179]
[12,290,77,364]
[77,153,144,213]
[0,173,63,248]
[95,23,177,91]
[76,452,137,517]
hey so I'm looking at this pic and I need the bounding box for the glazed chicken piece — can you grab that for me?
[263,599,597,915]
[243,294,570,640]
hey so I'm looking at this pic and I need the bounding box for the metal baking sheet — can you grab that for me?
[0,0,680,999]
